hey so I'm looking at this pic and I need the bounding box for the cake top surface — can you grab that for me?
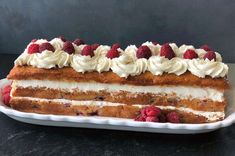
[14,37,229,78]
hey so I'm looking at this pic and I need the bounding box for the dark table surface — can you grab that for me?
[0,54,234,156]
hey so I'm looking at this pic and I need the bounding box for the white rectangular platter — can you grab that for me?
[0,64,234,134]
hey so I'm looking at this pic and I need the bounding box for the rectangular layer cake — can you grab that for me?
[6,38,229,123]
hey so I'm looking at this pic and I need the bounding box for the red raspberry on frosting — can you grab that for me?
[58,36,66,42]
[28,44,39,54]
[73,38,85,46]
[63,41,75,54]
[203,51,216,61]
[160,44,175,60]
[183,49,199,59]
[106,49,120,59]
[200,44,211,51]
[136,45,152,59]
[91,43,100,51]
[81,45,94,57]
[111,43,120,50]
[166,112,180,123]
[39,42,55,52]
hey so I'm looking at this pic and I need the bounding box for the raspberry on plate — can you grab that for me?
[160,44,175,59]
[81,45,94,57]
[39,42,55,52]
[166,112,180,123]
[63,41,75,54]
[183,49,198,59]
[136,45,152,59]
[28,44,39,54]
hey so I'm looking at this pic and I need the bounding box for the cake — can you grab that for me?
[6,37,229,123]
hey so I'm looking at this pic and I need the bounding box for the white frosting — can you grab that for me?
[13,80,224,101]
[14,39,228,78]
[111,54,148,78]
[187,59,228,78]
[11,96,224,121]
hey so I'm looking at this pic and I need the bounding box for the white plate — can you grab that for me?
[1,64,235,134]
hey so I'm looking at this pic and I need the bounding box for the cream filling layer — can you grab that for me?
[12,80,224,102]
[11,96,224,121]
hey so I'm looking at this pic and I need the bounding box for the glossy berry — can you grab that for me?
[141,105,161,117]
[183,49,199,59]
[166,112,180,123]
[58,36,66,42]
[111,43,120,50]
[3,93,10,106]
[146,116,159,122]
[134,115,146,121]
[160,44,175,60]
[39,42,55,52]
[63,41,75,54]
[73,38,85,46]
[136,45,152,59]
[200,44,211,51]
[203,51,216,61]
[3,85,11,94]
[81,45,94,57]
[28,44,39,54]
[106,49,119,59]
[91,43,100,51]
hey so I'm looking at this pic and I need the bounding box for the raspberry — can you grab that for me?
[91,43,100,51]
[73,38,85,46]
[81,45,94,57]
[111,43,120,50]
[146,116,159,122]
[39,42,55,52]
[28,44,39,54]
[134,115,146,122]
[183,49,198,59]
[166,112,180,123]
[152,41,159,45]
[136,45,152,59]
[58,36,66,42]
[141,105,161,117]
[203,51,216,61]
[63,41,75,54]
[31,39,37,43]
[3,85,11,94]
[160,44,175,60]
[200,44,211,51]
[3,93,10,106]
[106,49,119,59]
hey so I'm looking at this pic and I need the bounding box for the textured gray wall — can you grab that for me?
[0,0,234,62]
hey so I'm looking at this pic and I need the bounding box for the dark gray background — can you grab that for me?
[0,0,235,62]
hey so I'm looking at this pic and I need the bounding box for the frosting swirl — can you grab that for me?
[187,59,228,78]
[111,54,148,78]
[142,41,161,55]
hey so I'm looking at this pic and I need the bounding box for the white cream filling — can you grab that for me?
[12,80,224,102]
[11,97,224,121]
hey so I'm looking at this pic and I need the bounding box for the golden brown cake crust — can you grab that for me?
[10,98,223,123]
[7,66,229,90]
[12,87,226,112]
